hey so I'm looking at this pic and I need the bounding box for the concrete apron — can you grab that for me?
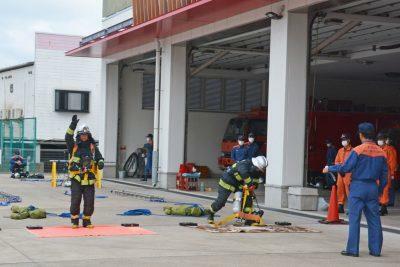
[104,178,400,235]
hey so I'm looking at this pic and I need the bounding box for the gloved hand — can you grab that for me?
[97,160,104,170]
[70,115,79,130]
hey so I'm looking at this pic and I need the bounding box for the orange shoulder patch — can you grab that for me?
[354,143,385,158]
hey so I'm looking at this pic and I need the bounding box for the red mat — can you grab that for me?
[27,225,156,238]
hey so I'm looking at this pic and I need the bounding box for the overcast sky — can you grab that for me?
[0,0,102,69]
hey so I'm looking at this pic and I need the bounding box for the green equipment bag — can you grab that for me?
[10,211,30,220]
[11,205,30,214]
[163,205,204,217]
[29,209,47,219]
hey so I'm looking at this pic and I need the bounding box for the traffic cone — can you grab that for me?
[319,185,346,224]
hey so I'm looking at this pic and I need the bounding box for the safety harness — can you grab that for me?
[69,143,98,186]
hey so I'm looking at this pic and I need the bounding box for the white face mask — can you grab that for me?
[377,140,385,146]
[249,138,255,143]
[341,140,348,147]
[146,138,151,143]
[238,141,244,146]
[326,144,331,148]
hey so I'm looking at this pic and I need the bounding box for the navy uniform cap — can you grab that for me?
[340,133,351,140]
[377,132,387,140]
[358,122,375,136]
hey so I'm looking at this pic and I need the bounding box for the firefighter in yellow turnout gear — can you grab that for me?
[66,115,104,229]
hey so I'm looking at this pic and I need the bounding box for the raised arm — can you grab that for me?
[65,115,79,155]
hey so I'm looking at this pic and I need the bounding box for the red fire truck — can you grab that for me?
[218,105,400,180]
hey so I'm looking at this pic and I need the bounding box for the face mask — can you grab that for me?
[238,141,244,146]
[146,138,151,143]
[341,140,348,147]
[377,140,385,146]
[386,139,391,145]
[326,144,331,148]
[249,138,255,143]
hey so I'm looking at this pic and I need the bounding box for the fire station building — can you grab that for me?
[67,0,400,209]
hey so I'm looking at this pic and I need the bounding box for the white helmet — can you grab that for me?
[77,124,90,134]
[252,156,268,170]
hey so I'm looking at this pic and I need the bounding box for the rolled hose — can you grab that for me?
[123,152,139,178]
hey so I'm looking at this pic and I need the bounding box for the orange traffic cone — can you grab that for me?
[319,184,346,224]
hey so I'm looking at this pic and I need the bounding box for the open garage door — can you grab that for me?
[307,0,400,187]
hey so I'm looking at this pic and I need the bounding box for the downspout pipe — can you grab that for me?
[152,39,161,187]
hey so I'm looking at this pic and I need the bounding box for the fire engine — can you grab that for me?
[218,103,400,181]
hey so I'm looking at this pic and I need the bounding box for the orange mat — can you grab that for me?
[27,225,156,238]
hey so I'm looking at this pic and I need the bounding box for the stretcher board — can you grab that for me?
[195,224,321,234]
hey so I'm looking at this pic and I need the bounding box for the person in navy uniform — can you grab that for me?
[323,122,387,257]
[142,134,153,182]
[246,133,259,159]
[231,135,248,163]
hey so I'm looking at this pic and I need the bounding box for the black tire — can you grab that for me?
[124,152,139,178]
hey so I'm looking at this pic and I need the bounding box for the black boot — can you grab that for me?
[338,204,345,214]
[380,205,388,216]
[141,174,148,182]
[82,216,94,228]
[71,218,79,229]
[205,209,215,224]
[341,250,359,257]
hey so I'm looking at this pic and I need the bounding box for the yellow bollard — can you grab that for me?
[51,161,57,188]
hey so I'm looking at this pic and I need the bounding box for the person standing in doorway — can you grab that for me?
[386,136,398,207]
[335,134,353,214]
[142,134,153,182]
[323,122,387,257]
[377,132,396,215]
[246,133,260,159]
[324,139,337,187]
[231,135,248,163]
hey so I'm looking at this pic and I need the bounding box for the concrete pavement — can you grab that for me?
[1,174,400,266]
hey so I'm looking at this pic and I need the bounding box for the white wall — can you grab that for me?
[34,34,102,141]
[118,68,236,176]
[315,79,400,107]
[0,65,34,117]
[102,6,133,29]
[119,69,154,169]
[187,112,236,176]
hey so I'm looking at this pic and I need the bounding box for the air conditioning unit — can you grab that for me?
[11,108,23,119]
[0,109,10,120]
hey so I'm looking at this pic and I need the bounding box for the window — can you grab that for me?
[142,74,155,109]
[224,79,242,112]
[245,80,262,111]
[141,74,265,112]
[55,90,89,112]
[188,77,203,110]
[204,79,222,110]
